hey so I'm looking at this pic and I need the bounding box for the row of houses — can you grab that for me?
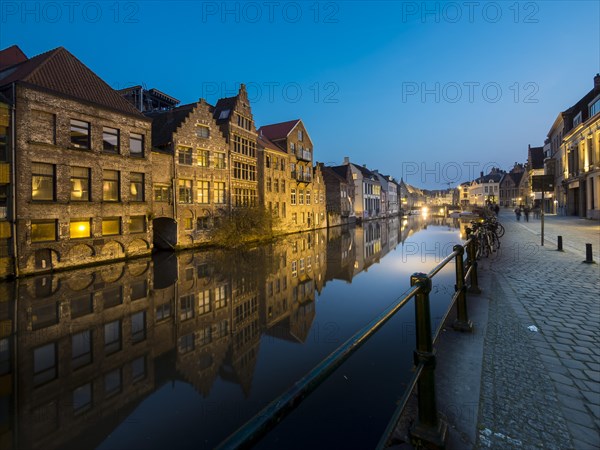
[457,75,600,217]
[0,45,410,279]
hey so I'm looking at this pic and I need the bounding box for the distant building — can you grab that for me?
[343,158,382,220]
[499,164,525,207]
[118,85,180,112]
[321,164,355,226]
[0,46,153,276]
[526,145,545,208]
[468,168,504,206]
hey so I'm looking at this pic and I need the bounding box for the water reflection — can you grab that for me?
[2,215,462,450]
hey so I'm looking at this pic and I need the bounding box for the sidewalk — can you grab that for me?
[415,210,600,450]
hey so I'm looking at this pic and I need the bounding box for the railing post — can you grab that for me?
[453,245,473,332]
[466,232,481,294]
[409,273,448,450]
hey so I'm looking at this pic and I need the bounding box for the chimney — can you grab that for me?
[480,171,484,178]
[595,73,600,90]
[343,156,350,165]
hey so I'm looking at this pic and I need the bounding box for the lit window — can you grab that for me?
[214,152,226,169]
[198,149,210,167]
[291,188,296,205]
[102,217,120,236]
[197,180,210,204]
[103,127,119,153]
[70,166,90,201]
[130,172,144,201]
[154,184,171,202]
[70,219,91,239]
[103,170,120,202]
[70,119,90,149]
[31,220,57,242]
[178,179,193,203]
[130,133,144,157]
[213,182,226,204]
[32,162,55,201]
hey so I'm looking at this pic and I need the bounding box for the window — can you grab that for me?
[71,293,93,318]
[232,135,256,157]
[130,172,144,201]
[214,285,227,309]
[233,161,257,180]
[72,330,92,369]
[198,149,210,167]
[179,333,195,354]
[103,170,120,202]
[178,179,193,203]
[196,125,210,138]
[282,180,286,193]
[178,146,193,165]
[198,289,211,315]
[102,217,120,236]
[306,191,311,205]
[292,212,297,224]
[71,119,90,149]
[184,217,193,230]
[104,320,121,354]
[31,220,57,242]
[70,219,91,239]
[154,184,171,202]
[103,127,119,153]
[33,343,57,386]
[291,188,296,205]
[131,311,146,343]
[104,368,122,397]
[156,302,171,321]
[130,133,144,157]
[299,190,304,205]
[31,162,54,201]
[215,152,226,169]
[129,215,146,233]
[197,216,210,230]
[72,383,92,414]
[290,143,295,152]
[180,294,194,321]
[267,177,272,192]
[197,181,210,204]
[131,356,146,382]
[70,167,90,201]
[298,130,303,141]
[32,302,58,330]
[131,280,147,300]
[103,286,123,308]
[214,182,226,204]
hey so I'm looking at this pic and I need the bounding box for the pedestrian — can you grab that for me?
[514,206,521,221]
[494,204,500,216]
[524,206,530,222]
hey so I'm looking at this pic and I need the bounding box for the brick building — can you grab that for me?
[321,164,355,227]
[257,133,290,231]
[0,46,153,276]
[147,100,230,248]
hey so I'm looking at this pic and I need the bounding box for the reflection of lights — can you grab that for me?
[402,219,408,226]
[78,224,86,232]
[439,207,444,214]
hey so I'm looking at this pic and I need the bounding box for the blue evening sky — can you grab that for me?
[1,1,599,188]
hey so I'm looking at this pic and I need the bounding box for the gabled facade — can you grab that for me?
[468,168,504,206]
[322,164,355,226]
[259,119,318,231]
[343,158,382,220]
[257,134,290,231]
[214,85,259,209]
[527,145,545,208]
[147,100,230,248]
[499,165,525,207]
[0,46,153,276]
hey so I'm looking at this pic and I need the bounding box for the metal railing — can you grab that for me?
[216,235,482,450]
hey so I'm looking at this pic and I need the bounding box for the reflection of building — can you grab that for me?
[0,46,153,276]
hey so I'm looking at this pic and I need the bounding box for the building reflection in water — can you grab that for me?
[2,216,461,449]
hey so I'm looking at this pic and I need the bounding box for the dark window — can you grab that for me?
[178,147,193,165]
[71,293,93,318]
[104,320,121,354]
[71,119,90,149]
[131,356,146,382]
[196,126,210,138]
[180,294,194,321]
[73,383,92,414]
[131,311,146,343]
[156,302,171,321]
[103,127,119,153]
[72,330,92,369]
[31,302,59,330]
[130,133,144,157]
[130,280,147,300]
[103,286,123,309]
[130,215,146,233]
[104,368,122,397]
[33,343,57,386]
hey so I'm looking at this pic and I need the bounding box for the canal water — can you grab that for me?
[1,215,463,450]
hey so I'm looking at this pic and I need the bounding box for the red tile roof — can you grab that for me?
[258,119,300,141]
[0,45,27,70]
[257,134,287,154]
[0,46,145,118]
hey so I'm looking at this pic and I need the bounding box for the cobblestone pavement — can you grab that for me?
[475,210,600,449]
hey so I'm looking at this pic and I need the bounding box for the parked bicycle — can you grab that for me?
[467,217,503,259]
